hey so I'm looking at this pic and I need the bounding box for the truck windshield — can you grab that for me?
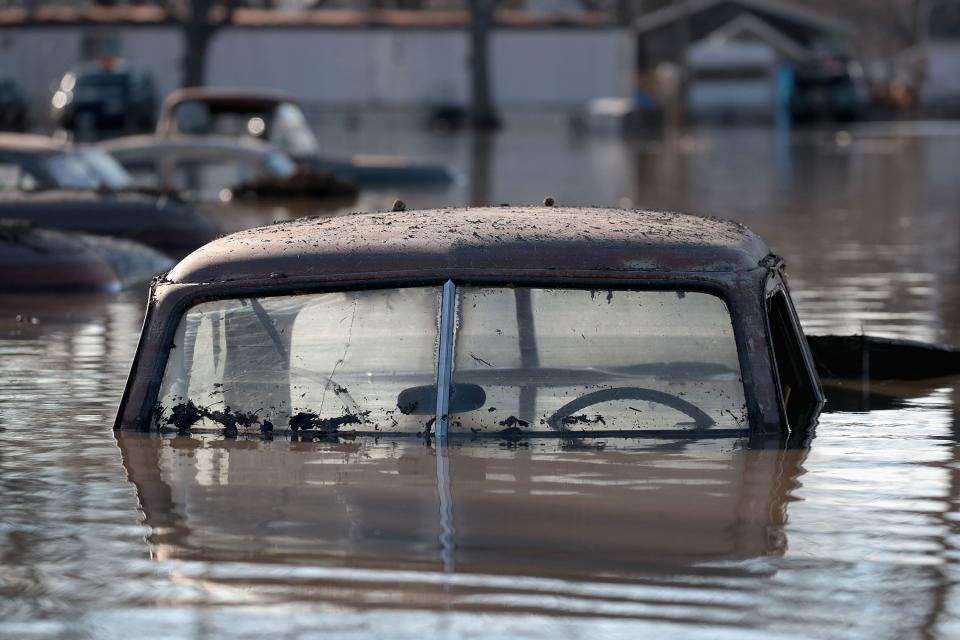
[154,287,746,435]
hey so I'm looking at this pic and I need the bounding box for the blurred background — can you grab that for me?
[4,0,956,339]
[3,4,960,638]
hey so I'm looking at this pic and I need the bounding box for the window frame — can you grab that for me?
[764,280,823,436]
[137,274,763,441]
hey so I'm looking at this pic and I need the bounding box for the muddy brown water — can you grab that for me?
[2,121,960,639]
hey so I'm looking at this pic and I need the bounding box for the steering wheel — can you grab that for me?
[545,387,715,431]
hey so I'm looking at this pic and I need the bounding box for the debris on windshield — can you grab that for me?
[561,414,607,427]
[288,410,368,433]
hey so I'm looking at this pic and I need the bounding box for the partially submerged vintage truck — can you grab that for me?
[115,206,825,447]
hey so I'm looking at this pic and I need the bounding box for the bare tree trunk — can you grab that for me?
[467,0,502,130]
[175,0,236,88]
[182,26,217,88]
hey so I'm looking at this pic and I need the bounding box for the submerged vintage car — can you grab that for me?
[116,207,823,447]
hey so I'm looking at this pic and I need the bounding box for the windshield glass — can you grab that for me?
[271,102,319,155]
[156,288,443,434]
[154,287,746,435]
[262,151,297,179]
[451,288,746,433]
[75,148,133,190]
[44,153,101,189]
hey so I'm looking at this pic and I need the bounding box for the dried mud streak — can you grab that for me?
[288,411,369,433]
[319,301,357,416]
[164,401,260,435]
[561,414,607,426]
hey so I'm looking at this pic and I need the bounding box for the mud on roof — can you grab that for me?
[166,206,774,285]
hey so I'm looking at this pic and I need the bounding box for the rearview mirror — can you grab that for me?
[397,383,486,415]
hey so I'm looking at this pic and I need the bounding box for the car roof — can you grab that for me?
[166,206,774,286]
[161,87,298,114]
[0,133,64,154]
[100,134,275,158]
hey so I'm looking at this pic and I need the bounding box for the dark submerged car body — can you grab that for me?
[52,60,157,138]
[116,207,823,447]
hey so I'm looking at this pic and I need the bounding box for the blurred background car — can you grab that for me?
[0,133,138,191]
[0,79,28,132]
[101,133,358,232]
[51,59,157,140]
[158,88,456,186]
[0,132,221,256]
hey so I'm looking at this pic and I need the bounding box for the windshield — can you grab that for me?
[262,151,297,179]
[156,288,443,433]
[451,288,746,433]
[44,153,101,190]
[271,102,319,155]
[154,287,746,435]
[75,148,133,190]
[170,100,319,156]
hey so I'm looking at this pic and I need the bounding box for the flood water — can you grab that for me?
[2,119,960,638]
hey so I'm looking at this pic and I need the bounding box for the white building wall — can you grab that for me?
[491,30,630,106]
[0,24,632,120]
[921,41,960,110]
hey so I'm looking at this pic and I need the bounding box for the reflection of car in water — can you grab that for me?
[116,206,824,445]
[0,134,220,256]
[51,59,157,139]
[100,134,358,232]
[157,87,455,186]
[116,432,806,587]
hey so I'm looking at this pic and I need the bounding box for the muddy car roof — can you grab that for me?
[166,207,773,285]
[0,133,64,154]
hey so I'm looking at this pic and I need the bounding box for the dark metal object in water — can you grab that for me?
[807,334,960,380]
[0,219,173,292]
[0,189,220,257]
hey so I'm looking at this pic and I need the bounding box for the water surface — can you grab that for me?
[1,120,959,639]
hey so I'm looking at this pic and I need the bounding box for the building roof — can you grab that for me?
[635,0,849,36]
[165,207,773,286]
[703,13,813,62]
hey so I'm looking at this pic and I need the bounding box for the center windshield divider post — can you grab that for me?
[435,279,456,444]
